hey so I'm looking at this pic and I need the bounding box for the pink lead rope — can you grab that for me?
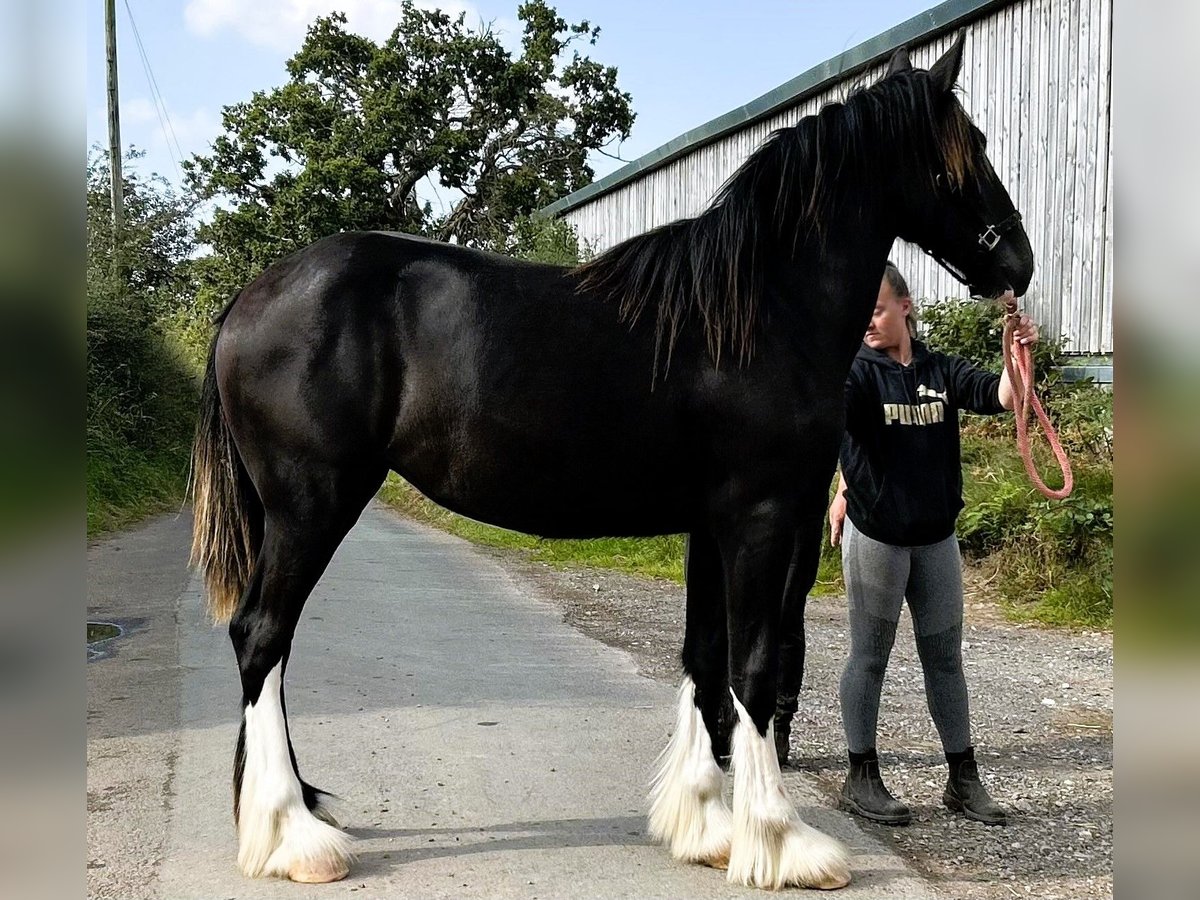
[1001,296,1074,500]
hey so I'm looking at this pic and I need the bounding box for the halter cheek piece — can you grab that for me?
[977,211,1023,251]
[923,172,1023,287]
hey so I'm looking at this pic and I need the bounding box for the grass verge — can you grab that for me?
[378,430,1112,631]
[959,429,1112,629]
[87,441,190,536]
[377,474,685,582]
[87,322,203,539]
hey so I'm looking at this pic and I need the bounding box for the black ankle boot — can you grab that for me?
[944,747,1007,825]
[840,750,911,825]
[773,713,792,768]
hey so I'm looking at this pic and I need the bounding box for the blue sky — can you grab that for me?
[85,0,935,197]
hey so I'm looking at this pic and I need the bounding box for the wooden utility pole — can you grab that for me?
[105,0,123,236]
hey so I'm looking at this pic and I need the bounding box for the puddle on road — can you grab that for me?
[87,621,124,661]
[88,622,120,642]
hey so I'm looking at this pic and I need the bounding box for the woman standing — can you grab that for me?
[829,263,1037,826]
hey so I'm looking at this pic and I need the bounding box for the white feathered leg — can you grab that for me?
[237,663,354,882]
[727,691,851,890]
[648,677,733,868]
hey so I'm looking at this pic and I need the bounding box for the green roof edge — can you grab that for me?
[539,0,1014,219]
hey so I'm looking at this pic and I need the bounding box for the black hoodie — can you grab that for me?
[840,340,1006,547]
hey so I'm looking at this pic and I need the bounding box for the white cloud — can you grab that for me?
[116,97,221,157]
[122,97,159,126]
[184,0,488,52]
[168,106,224,154]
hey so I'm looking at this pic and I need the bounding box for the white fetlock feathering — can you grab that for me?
[237,663,354,883]
[727,691,851,890]
[648,677,733,868]
[310,794,340,828]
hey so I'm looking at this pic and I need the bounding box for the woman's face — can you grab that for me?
[864,279,912,352]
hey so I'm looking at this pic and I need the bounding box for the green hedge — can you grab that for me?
[87,151,206,536]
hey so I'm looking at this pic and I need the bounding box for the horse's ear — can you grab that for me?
[929,30,966,96]
[886,47,911,77]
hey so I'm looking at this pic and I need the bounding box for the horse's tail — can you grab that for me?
[189,323,262,624]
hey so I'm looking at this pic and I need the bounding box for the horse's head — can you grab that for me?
[884,34,1034,298]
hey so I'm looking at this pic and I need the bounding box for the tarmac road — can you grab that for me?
[87,502,936,899]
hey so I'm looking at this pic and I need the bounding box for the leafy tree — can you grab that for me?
[87,149,197,333]
[506,213,584,265]
[186,0,632,312]
[87,149,201,533]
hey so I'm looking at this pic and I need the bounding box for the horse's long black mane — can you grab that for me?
[575,69,979,373]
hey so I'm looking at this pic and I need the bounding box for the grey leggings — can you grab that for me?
[839,518,971,755]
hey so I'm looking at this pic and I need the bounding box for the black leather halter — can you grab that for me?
[977,210,1024,251]
[923,210,1023,288]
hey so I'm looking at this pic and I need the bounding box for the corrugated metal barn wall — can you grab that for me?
[557,0,1113,355]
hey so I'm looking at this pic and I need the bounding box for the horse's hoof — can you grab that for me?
[288,860,350,883]
[814,869,852,890]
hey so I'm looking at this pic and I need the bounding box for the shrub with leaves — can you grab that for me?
[505,214,583,266]
[87,149,205,533]
[920,295,1067,386]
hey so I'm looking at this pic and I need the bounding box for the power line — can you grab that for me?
[122,0,184,180]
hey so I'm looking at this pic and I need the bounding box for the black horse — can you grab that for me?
[190,36,1032,889]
